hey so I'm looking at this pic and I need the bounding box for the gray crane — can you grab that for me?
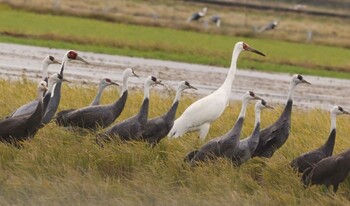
[185,91,262,165]
[291,106,349,183]
[306,148,350,193]
[55,68,138,130]
[56,78,119,118]
[0,81,48,144]
[252,74,311,158]
[230,100,273,166]
[96,76,164,144]
[90,78,119,106]
[8,73,69,118]
[41,50,89,125]
[7,55,60,118]
[142,81,197,145]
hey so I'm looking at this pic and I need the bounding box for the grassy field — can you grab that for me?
[2,4,350,79]
[0,79,350,205]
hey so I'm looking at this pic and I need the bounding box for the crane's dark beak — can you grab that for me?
[76,56,89,64]
[302,79,311,85]
[254,96,263,100]
[110,81,119,86]
[62,78,71,83]
[133,71,139,78]
[156,80,165,86]
[265,104,274,109]
[342,110,350,115]
[246,46,266,57]
[189,85,198,90]
[53,59,61,64]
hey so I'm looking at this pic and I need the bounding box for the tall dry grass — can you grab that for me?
[0,78,350,205]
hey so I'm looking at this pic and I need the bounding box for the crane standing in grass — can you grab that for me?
[96,76,164,143]
[291,106,350,183]
[55,68,138,130]
[41,50,89,125]
[168,42,265,140]
[186,91,262,165]
[305,148,350,193]
[252,74,311,158]
[0,81,48,144]
[7,55,60,118]
[142,81,197,145]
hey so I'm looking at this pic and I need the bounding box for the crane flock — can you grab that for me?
[0,41,349,193]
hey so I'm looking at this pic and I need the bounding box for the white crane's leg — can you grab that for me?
[198,123,210,140]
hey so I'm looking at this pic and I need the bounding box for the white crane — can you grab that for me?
[168,42,265,140]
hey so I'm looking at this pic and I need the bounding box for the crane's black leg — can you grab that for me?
[333,184,339,193]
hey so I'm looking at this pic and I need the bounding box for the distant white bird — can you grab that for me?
[168,42,265,140]
[187,7,207,22]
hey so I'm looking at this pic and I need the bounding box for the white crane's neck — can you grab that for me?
[254,109,261,126]
[42,61,50,79]
[59,55,69,75]
[221,47,241,92]
[173,88,183,104]
[330,112,337,132]
[238,98,249,118]
[287,82,297,101]
[144,82,151,100]
[122,74,129,95]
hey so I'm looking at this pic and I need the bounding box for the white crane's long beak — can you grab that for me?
[265,104,274,109]
[245,45,266,57]
[76,56,89,64]
[302,79,311,85]
[62,78,71,83]
[343,110,350,115]
[110,81,119,86]
[133,71,139,78]
[53,59,61,64]
[156,80,165,86]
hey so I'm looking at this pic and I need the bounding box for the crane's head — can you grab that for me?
[243,91,263,102]
[123,68,139,78]
[38,80,48,92]
[255,99,274,111]
[44,55,61,65]
[101,78,119,88]
[146,76,164,87]
[291,74,311,86]
[66,50,89,64]
[48,73,70,85]
[237,42,266,57]
[178,80,197,91]
[331,106,350,116]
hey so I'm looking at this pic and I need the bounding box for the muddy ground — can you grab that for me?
[0,42,349,110]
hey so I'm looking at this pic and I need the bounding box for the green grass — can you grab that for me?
[1,4,350,79]
[0,79,350,205]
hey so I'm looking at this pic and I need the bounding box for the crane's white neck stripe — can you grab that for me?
[51,83,57,98]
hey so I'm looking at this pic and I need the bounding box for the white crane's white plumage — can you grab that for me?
[168,41,265,140]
